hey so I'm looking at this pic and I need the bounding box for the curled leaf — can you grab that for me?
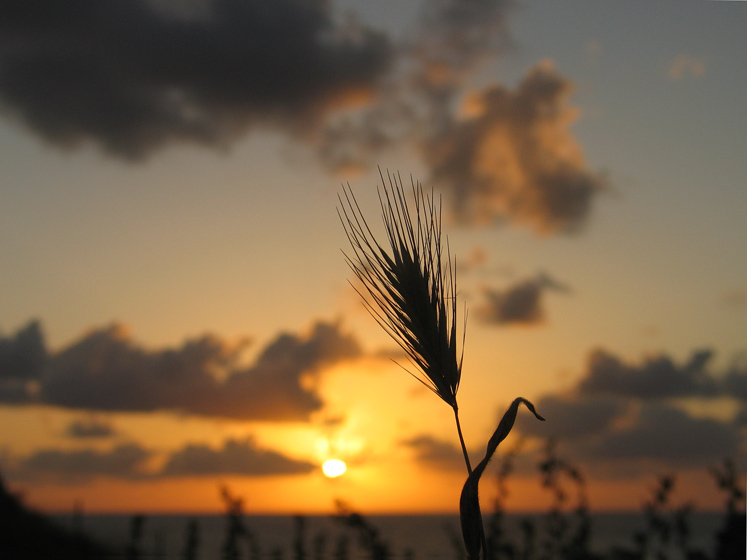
[459,397,545,559]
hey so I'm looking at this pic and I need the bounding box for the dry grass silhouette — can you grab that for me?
[338,170,544,559]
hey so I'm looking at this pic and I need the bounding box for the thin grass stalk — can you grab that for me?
[454,405,472,474]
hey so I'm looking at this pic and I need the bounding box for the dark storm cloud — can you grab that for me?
[475,273,569,325]
[66,418,118,439]
[20,443,152,482]
[1,320,361,421]
[161,437,315,477]
[579,348,719,400]
[0,0,391,159]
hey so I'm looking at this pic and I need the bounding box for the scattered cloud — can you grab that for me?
[579,348,719,399]
[413,0,514,77]
[0,320,46,380]
[668,55,706,81]
[399,434,467,472]
[581,403,739,465]
[320,5,605,236]
[20,443,152,483]
[514,347,746,477]
[161,437,315,477]
[66,418,118,439]
[515,394,627,441]
[475,272,569,325]
[0,0,391,160]
[17,437,314,482]
[318,0,515,173]
[0,0,604,236]
[0,320,46,404]
[723,357,747,401]
[0,320,361,421]
[424,62,606,234]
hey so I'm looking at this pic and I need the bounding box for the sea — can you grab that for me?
[48,511,729,560]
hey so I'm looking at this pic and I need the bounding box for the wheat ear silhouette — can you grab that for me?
[338,170,544,559]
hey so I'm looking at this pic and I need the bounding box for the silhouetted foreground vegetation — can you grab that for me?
[0,473,114,560]
[483,445,745,560]
[1,451,743,560]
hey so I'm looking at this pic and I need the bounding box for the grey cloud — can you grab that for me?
[399,434,496,473]
[40,323,250,415]
[734,404,747,427]
[512,347,747,477]
[515,394,743,475]
[0,0,391,160]
[579,348,719,400]
[0,321,46,380]
[321,38,606,235]
[0,1,603,237]
[16,437,314,482]
[3,320,361,421]
[318,0,515,173]
[66,418,118,439]
[476,273,568,325]
[161,437,315,477]
[515,394,626,441]
[399,434,466,472]
[424,63,606,234]
[412,0,514,88]
[580,403,739,466]
[20,443,152,483]
[0,321,46,404]
[723,358,747,401]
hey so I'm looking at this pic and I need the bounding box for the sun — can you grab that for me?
[322,459,347,478]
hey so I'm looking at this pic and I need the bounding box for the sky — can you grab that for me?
[0,0,746,515]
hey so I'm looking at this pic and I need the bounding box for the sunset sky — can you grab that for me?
[1,0,746,515]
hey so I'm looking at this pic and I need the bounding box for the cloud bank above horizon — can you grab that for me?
[0,320,360,421]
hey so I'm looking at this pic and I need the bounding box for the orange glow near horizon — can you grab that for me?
[2,356,739,516]
[14,464,730,516]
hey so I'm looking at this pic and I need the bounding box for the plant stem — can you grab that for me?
[453,404,472,474]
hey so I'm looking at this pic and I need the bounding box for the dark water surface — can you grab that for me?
[49,511,727,560]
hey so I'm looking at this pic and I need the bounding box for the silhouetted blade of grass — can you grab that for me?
[460,398,544,560]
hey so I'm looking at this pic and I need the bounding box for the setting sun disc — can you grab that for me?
[322,459,347,478]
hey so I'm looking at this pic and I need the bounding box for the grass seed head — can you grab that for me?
[338,170,464,408]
